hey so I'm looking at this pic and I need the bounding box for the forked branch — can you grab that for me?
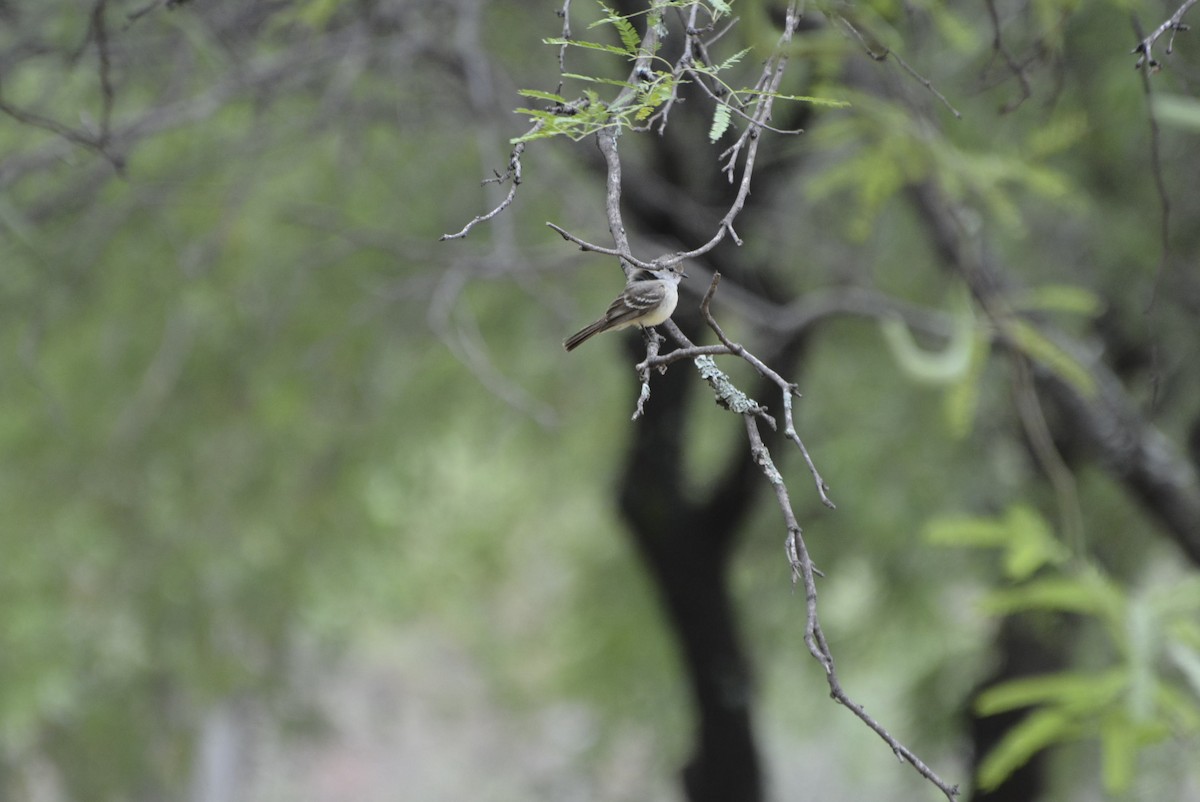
[631,273,958,801]
[1133,0,1198,69]
[440,4,961,797]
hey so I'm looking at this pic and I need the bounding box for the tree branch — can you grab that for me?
[909,181,1200,566]
[629,273,960,799]
[748,415,961,802]
[1133,0,1198,69]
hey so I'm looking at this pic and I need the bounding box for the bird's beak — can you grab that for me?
[681,271,689,279]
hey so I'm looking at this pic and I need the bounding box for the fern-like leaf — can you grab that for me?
[709,103,732,142]
[593,2,641,54]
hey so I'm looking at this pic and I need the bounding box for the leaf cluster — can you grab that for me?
[929,508,1200,793]
[512,0,845,144]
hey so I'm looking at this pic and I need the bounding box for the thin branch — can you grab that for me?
[983,0,1032,113]
[1010,356,1086,556]
[556,0,572,76]
[745,417,959,802]
[440,132,535,241]
[125,0,166,26]
[0,0,124,175]
[632,327,666,419]
[1133,0,1198,69]
[836,13,962,119]
[634,272,839,489]
[545,221,618,254]
[597,126,637,277]
[629,274,944,512]
[91,0,116,146]
[696,274,834,507]
[0,98,103,151]
[2,24,367,190]
[1133,19,1172,323]
[685,72,807,136]
[428,266,559,427]
[679,1,805,258]
[647,1,705,132]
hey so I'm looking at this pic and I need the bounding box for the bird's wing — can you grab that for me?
[613,279,666,318]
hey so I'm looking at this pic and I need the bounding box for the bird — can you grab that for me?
[563,265,687,351]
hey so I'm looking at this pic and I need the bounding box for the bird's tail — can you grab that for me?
[563,318,609,352]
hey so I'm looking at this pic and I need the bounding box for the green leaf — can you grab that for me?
[510,113,593,144]
[712,47,751,73]
[543,37,632,57]
[975,669,1124,716]
[709,103,732,142]
[614,15,641,54]
[1125,596,1156,718]
[923,514,1012,548]
[977,708,1080,790]
[562,72,637,89]
[1001,505,1069,581]
[1155,681,1200,731]
[943,328,990,437]
[1011,284,1103,317]
[878,292,974,384]
[1005,318,1096,396]
[1026,112,1088,158]
[592,2,641,54]
[1153,93,1200,131]
[516,89,569,104]
[923,505,1066,580]
[1100,715,1136,793]
[737,89,852,108]
[1149,575,1200,617]
[708,0,732,17]
[1166,641,1200,700]
[981,571,1125,625]
[290,0,348,28]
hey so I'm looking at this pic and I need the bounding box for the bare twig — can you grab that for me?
[1133,19,1172,323]
[747,415,959,802]
[428,265,559,427]
[983,0,1032,113]
[632,327,666,419]
[629,270,964,794]
[1010,356,1085,555]
[1133,0,1198,69]
[685,73,807,137]
[556,0,572,75]
[836,13,963,119]
[125,0,166,26]
[545,221,627,258]
[91,0,116,147]
[0,0,125,175]
[698,274,834,507]
[646,2,705,132]
[597,126,637,277]
[635,274,837,505]
[2,24,367,190]
[680,1,806,256]
[125,0,189,26]
[440,133,534,241]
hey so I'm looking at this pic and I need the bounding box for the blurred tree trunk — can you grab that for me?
[967,617,1067,802]
[617,356,763,802]
[616,323,806,801]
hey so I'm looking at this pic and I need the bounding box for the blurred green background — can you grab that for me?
[3,1,1200,800]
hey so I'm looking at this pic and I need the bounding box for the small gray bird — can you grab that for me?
[564,266,687,351]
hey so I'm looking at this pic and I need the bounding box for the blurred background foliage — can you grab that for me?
[2,0,1200,800]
